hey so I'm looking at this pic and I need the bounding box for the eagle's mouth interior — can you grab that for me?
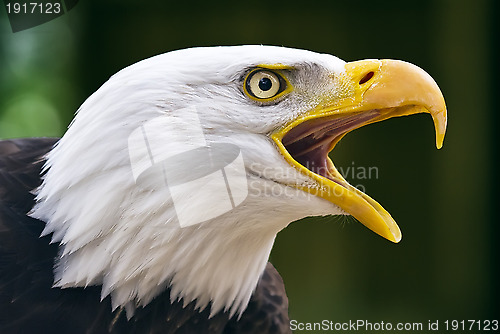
[281,111,380,185]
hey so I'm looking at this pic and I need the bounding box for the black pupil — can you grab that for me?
[258,77,273,91]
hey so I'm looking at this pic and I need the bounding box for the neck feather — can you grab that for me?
[33,168,293,318]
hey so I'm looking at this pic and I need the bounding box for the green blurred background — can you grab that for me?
[0,0,497,332]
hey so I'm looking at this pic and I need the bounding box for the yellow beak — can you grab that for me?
[271,59,447,243]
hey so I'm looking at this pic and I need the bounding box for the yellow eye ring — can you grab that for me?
[244,69,290,101]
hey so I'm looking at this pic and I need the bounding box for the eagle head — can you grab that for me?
[30,46,447,318]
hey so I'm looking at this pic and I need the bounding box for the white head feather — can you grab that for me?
[30,45,347,318]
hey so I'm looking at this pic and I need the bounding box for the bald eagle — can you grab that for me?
[0,46,446,333]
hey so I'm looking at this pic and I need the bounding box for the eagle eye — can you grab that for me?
[244,69,288,101]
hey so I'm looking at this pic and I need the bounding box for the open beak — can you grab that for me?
[271,59,447,243]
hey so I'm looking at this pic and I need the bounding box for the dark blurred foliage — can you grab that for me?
[0,0,497,331]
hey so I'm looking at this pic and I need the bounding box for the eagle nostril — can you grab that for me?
[359,71,374,85]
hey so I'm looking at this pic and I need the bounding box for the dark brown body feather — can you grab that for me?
[0,138,291,334]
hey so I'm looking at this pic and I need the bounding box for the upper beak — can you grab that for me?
[271,59,447,243]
